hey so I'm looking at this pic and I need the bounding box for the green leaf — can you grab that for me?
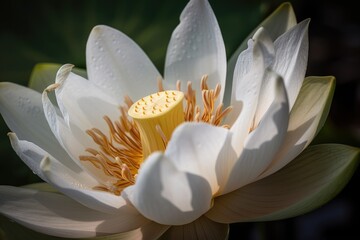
[28,63,87,93]
[224,2,297,106]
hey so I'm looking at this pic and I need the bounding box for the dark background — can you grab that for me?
[0,0,359,239]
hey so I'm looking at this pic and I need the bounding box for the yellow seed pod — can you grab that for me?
[128,90,184,159]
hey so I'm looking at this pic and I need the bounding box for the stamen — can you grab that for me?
[182,75,231,128]
[155,124,168,146]
[157,77,164,92]
[79,105,142,195]
[124,95,134,109]
[80,74,232,196]
[176,80,181,91]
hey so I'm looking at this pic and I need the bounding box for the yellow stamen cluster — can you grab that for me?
[180,75,232,128]
[79,105,142,195]
[79,75,232,195]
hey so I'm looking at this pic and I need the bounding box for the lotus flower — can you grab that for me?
[0,0,358,239]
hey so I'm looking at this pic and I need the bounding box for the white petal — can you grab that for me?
[8,133,48,181]
[160,216,229,240]
[221,75,289,194]
[164,0,226,102]
[253,69,278,127]
[124,152,213,225]
[86,25,161,102]
[42,88,112,184]
[40,155,138,215]
[206,144,359,223]
[0,82,79,171]
[258,76,335,179]
[225,2,297,105]
[8,133,129,214]
[229,38,265,156]
[54,64,120,134]
[165,123,229,194]
[251,29,278,126]
[272,19,310,109]
[0,186,150,238]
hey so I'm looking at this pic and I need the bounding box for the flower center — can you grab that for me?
[128,90,184,159]
[79,75,232,195]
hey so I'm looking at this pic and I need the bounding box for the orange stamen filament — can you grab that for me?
[79,75,232,195]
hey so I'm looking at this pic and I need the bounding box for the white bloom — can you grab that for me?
[0,0,358,239]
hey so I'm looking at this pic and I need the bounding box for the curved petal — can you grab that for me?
[259,76,335,179]
[0,186,150,238]
[8,133,48,181]
[272,19,310,109]
[0,214,169,240]
[54,64,120,134]
[8,133,132,214]
[229,38,265,156]
[0,82,79,171]
[160,216,229,240]
[225,2,297,105]
[42,88,112,185]
[86,25,161,102]
[206,144,359,223]
[164,0,226,103]
[41,156,139,215]
[23,182,58,193]
[251,29,277,126]
[165,123,229,194]
[28,63,87,93]
[221,74,289,194]
[124,152,213,225]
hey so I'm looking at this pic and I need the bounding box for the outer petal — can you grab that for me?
[225,2,297,105]
[259,76,335,179]
[206,144,359,223]
[0,82,79,171]
[165,123,229,194]
[221,74,289,195]
[124,152,213,226]
[86,25,161,102]
[159,216,229,240]
[272,19,310,109]
[164,0,226,102]
[8,133,134,214]
[0,186,153,238]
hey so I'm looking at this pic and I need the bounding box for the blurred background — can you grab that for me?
[0,0,359,239]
